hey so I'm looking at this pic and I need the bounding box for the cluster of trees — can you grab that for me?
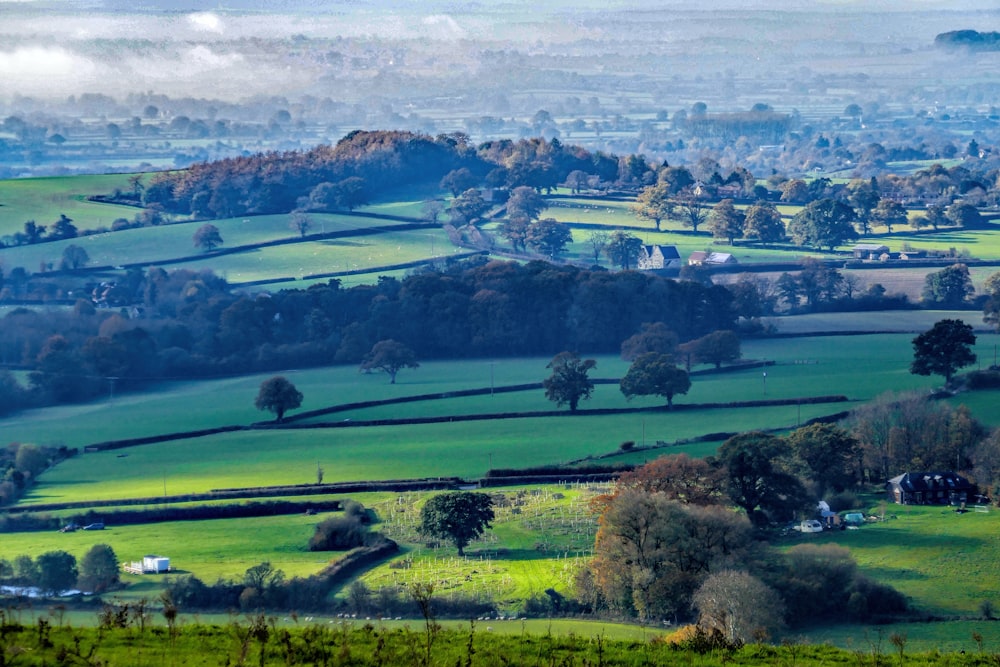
[0,443,73,506]
[0,259,736,410]
[577,450,907,634]
[540,327,741,412]
[5,215,78,247]
[849,391,989,484]
[131,132,627,221]
[0,544,120,596]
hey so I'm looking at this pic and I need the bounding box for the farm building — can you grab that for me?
[688,251,737,266]
[123,555,171,575]
[852,243,890,259]
[637,245,681,270]
[886,472,976,505]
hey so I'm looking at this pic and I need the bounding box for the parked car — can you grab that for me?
[82,522,105,531]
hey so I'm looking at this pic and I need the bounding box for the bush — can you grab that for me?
[308,515,371,551]
[967,370,1000,389]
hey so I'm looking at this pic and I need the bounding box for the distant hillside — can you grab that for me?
[935,30,1000,51]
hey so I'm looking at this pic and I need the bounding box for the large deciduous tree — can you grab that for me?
[910,318,976,384]
[787,198,858,250]
[614,454,724,506]
[742,201,785,243]
[619,352,691,408]
[786,423,860,496]
[589,490,753,620]
[193,223,223,252]
[717,432,809,527]
[78,544,121,594]
[505,186,547,222]
[687,330,741,369]
[525,218,572,258]
[693,570,785,644]
[708,199,744,245]
[543,351,596,412]
[448,188,490,226]
[983,271,1000,331]
[871,198,908,233]
[254,375,304,422]
[633,183,675,231]
[59,244,90,270]
[922,263,974,307]
[420,492,494,556]
[604,230,643,270]
[440,168,478,197]
[620,322,678,361]
[360,339,419,384]
[36,550,78,597]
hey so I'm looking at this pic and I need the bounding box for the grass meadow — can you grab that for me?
[0,512,340,584]
[0,212,408,273]
[0,174,140,237]
[12,330,1000,507]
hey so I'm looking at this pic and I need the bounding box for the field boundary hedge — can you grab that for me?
[0,499,345,533]
[280,395,850,430]
[316,537,400,592]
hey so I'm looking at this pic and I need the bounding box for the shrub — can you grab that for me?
[308,516,370,551]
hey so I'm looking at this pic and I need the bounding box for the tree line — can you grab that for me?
[0,259,737,409]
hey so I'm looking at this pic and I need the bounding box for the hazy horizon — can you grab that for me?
[1,1,999,103]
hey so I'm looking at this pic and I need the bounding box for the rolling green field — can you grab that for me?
[0,212,409,273]
[169,228,462,284]
[6,174,1000,649]
[9,330,999,508]
[0,513,340,583]
[0,174,141,236]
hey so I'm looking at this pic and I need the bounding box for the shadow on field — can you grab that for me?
[856,566,930,582]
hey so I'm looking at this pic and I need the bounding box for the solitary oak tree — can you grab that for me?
[911,318,977,384]
[420,492,494,556]
[360,339,419,384]
[193,223,223,252]
[254,376,303,422]
[620,352,691,407]
[543,351,596,412]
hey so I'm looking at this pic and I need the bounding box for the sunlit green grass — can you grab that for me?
[0,212,404,272]
[169,228,460,283]
[791,503,1000,617]
[0,513,339,583]
[0,174,140,236]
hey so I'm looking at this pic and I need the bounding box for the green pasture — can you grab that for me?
[946,390,1000,427]
[10,332,992,506]
[878,225,1000,260]
[22,408,791,505]
[357,486,603,609]
[0,513,340,584]
[791,503,1000,618]
[0,212,405,273]
[0,174,140,237]
[766,309,995,334]
[802,620,1000,653]
[169,228,459,284]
